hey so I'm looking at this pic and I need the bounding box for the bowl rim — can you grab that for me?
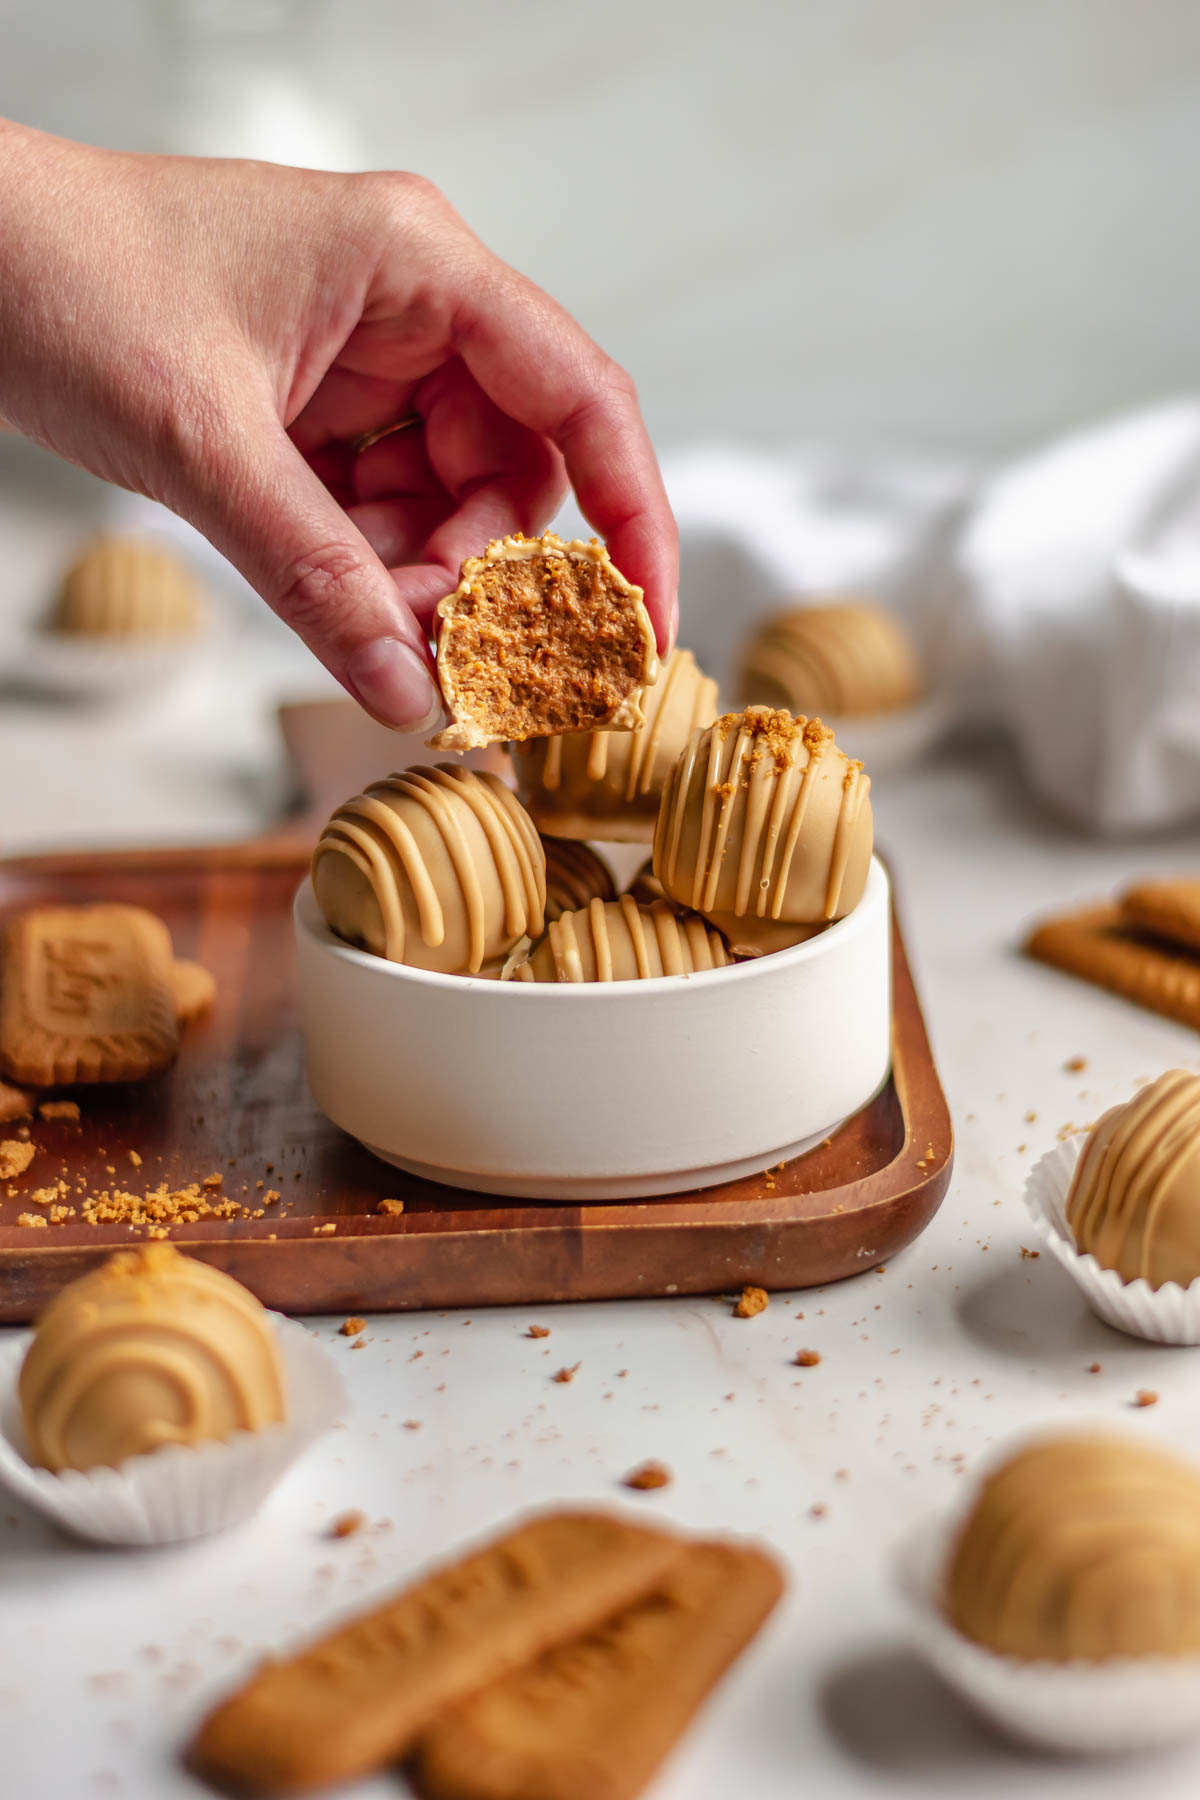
[294,855,889,1000]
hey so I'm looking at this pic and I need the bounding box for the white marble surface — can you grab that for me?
[6,453,1200,1794]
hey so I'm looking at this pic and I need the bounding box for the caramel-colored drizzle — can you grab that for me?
[313,767,543,972]
[1067,1070,1200,1280]
[517,896,730,982]
[657,715,870,924]
[528,651,715,799]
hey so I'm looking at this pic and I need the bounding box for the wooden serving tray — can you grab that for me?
[0,705,953,1321]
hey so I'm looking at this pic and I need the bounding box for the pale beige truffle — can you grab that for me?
[945,1434,1200,1661]
[1066,1069,1200,1288]
[19,1244,285,1473]
[514,896,732,983]
[739,601,918,718]
[652,708,873,957]
[312,765,545,978]
[542,837,617,925]
[47,537,205,637]
[511,648,718,842]
[430,534,658,753]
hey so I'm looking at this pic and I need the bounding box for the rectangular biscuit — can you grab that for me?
[0,904,179,1086]
[1025,905,1200,1031]
[412,1540,785,1800]
[188,1511,688,1796]
[1120,880,1200,955]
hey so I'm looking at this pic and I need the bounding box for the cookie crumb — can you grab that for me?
[313,1222,337,1235]
[377,1198,405,1216]
[1064,1055,1088,1073]
[0,1140,36,1180]
[37,1099,80,1122]
[794,1348,821,1367]
[552,1364,581,1384]
[622,1460,672,1491]
[339,1317,366,1337]
[403,1419,422,1431]
[734,1285,768,1319]
[0,1082,32,1124]
[16,1212,47,1229]
[1088,1362,1102,1374]
[1134,1389,1159,1408]
[1018,1246,1040,1260]
[328,1509,365,1539]
[809,1503,828,1519]
[526,1325,551,1339]
[129,1150,142,1168]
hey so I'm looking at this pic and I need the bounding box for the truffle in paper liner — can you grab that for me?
[897,1514,1200,1753]
[1025,1137,1200,1344]
[0,1315,343,1546]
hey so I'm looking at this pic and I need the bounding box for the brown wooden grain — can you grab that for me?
[0,702,953,1321]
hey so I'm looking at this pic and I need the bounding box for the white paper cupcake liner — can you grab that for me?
[897,1513,1200,1753]
[0,1315,344,1546]
[1024,1137,1200,1344]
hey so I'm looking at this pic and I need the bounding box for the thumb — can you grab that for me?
[169,409,443,731]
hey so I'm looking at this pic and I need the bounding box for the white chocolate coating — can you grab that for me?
[19,1245,284,1473]
[48,537,205,637]
[946,1433,1200,1661]
[514,896,732,983]
[1067,1069,1200,1288]
[312,765,546,977]
[512,649,718,842]
[652,708,873,955]
[739,601,918,718]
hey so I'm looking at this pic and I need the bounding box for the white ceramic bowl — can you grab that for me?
[294,856,892,1202]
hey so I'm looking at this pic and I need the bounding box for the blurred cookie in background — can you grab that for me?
[46,536,206,639]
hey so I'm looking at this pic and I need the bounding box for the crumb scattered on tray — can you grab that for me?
[37,1100,79,1122]
[313,1222,337,1236]
[339,1317,366,1337]
[794,1349,821,1367]
[377,1198,405,1216]
[1019,1246,1040,1260]
[16,1212,47,1228]
[328,1510,365,1539]
[0,1140,36,1180]
[1064,1055,1088,1073]
[622,1460,672,1491]
[526,1325,551,1339]
[1134,1389,1159,1408]
[403,1420,422,1431]
[552,1364,581,1384]
[129,1150,142,1168]
[0,1082,32,1125]
[809,1503,828,1520]
[734,1285,768,1318]
[1088,1362,1102,1374]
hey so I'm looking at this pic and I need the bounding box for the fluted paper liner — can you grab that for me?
[1025,1137,1200,1344]
[898,1514,1200,1752]
[0,1315,344,1545]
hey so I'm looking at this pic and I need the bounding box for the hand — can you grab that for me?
[0,121,678,729]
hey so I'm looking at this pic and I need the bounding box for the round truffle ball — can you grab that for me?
[514,896,732,983]
[48,536,205,637]
[511,648,719,842]
[652,708,873,956]
[541,837,617,925]
[1067,1069,1200,1288]
[312,765,546,977]
[738,601,918,718]
[945,1434,1200,1661]
[19,1244,285,1473]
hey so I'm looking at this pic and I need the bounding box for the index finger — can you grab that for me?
[449,263,679,651]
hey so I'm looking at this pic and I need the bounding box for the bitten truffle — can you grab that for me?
[47,536,205,637]
[1067,1069,1200,1288]
[312,765,546,977]
[430,533,658,753]
[514,896,732,983]
[511,648,717,842]
[652,708,873,956]
[945,1434,1200,1661]
[738,601,918,718]
[541,837,617,925]
[19,1244,285,1472]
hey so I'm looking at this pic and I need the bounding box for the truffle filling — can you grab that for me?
[442,553,650,742]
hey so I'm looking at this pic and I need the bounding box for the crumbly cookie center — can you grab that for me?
[446,556,649,741]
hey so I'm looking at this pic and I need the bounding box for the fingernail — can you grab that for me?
[346,638,442,732]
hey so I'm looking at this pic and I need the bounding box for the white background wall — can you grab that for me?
[2,0,1199,455]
